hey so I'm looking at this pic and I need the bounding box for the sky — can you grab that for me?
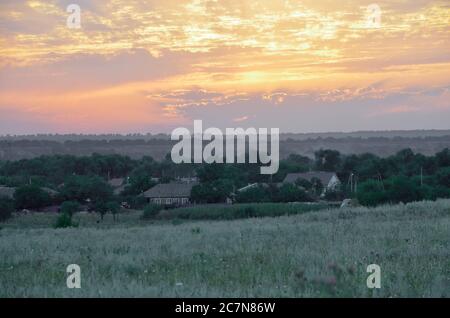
[0,0,449,135]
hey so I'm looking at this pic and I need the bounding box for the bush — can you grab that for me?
[235,206,257,218]
[235,185,270,203]
[141,203,163,219]
[357,179,387,206]
[60,201,80,217]
[161,203,331,221]
[384,176,422,204]
[358,176,425,206]
[0,197,15,222]
[324,189,344,201]
[274,184,309,202]
[54,213,78,229]
[190,180,233,204]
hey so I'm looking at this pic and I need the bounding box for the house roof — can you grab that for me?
[237,183,259,192]
[283,172,338,186]
[143,182,198,198]
[0,186,15,199]
[237,182,273,192]
[108,178,124,188]
[41,187,59,197]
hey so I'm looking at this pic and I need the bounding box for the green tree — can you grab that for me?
[106,201,121,221]
[61,175,113,203]
[190,179,233,203]
[196,164,226,183]
[315,149,341,172]
[93,201,108,220]
[435,167,450,188]
[235,185,270,203]
[356,179,387,206]
[60,201,80,217]
[435,148,450,167]
[14,185,51,210]
[384,176,422,204]
[141,203,162,220]
[274,183,309,202]
[0,197,15,222]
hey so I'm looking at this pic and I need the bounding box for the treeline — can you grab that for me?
[0,148,449,215]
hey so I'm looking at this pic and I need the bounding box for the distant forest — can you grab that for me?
[0,131,450,161]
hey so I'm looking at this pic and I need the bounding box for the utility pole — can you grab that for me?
[350,173,353,193]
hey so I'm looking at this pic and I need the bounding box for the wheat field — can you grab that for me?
[0,200,449,297]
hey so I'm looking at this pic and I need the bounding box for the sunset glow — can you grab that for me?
[1,0,449,134]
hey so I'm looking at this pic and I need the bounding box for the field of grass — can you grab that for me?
[0,200,449,297]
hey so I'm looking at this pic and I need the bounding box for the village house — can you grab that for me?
[283,171,341,194]
[142,182,198,206]
[108,178,126,195]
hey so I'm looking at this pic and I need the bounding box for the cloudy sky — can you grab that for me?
[0,0,449,134]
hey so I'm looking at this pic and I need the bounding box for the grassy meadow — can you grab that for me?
[0,200,449,297]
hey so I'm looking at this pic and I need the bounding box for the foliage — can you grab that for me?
[106,201,121,221]
[324,189,344,201]
[141,203,163,219]
[356,179,388,206]
[60,175,113,203]
[161,202,330,221]
[1,147,450,208]
[384,175,422,204]
[272,183,308,202]
[315,149,341,172]
[54,212,78,229]
[0,197,14,222]
[358,176,424,206]
[60,201,80,217]
[191,179,234,204]
[14,185,51,210]
[235,185,270,203]
[126,195,148,210]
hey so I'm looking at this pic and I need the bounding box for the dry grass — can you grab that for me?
[0,200,449,297]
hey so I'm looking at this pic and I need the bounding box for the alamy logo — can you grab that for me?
[66,4,81,29]
[66,264,81,289]
[366,4,382,28]
[171,120,279,174]
[366,264,381,289]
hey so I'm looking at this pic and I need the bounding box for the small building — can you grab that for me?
[283,171,341,192]
[108,178,126,195]
[142,182,198,206]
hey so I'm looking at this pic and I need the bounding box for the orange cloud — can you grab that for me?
[0,0,449,133]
